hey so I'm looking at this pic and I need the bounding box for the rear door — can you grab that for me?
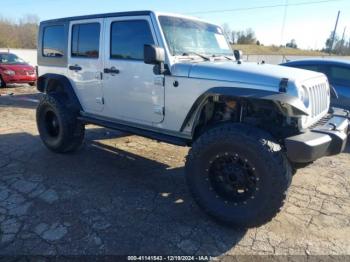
[67,19,104,113]
[102,16,165,124]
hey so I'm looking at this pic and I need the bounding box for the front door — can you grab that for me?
[102,16,164,124]
[67,19,104,113]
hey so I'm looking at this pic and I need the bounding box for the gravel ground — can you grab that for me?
[0,86,350,259]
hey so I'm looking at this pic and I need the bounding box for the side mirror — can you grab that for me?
[144,44,165,65]
[144,45,166,75]
[234,49,243,62]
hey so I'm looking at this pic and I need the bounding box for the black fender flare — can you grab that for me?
[37,73,82,112]
[180,86,308,132]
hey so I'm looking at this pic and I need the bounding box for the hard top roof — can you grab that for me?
[40,10,217,26]
[41,10,153,24]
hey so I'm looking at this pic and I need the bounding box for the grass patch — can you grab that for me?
[232,44,329,56]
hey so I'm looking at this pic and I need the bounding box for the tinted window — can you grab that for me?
[71,23,100,58]
[329,66,350,85]
[110,20,154,60]
[43,25,65,57]
[0,53,26,64]
[296,65,320,72]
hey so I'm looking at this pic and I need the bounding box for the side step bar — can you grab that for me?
[78,115,189,146]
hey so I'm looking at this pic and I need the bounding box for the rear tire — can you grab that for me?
[36,93,85,153]
[185,123,292,227]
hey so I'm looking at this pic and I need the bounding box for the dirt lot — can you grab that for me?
[0,86,350,258]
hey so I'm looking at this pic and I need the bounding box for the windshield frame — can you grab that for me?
[157,15,233,61]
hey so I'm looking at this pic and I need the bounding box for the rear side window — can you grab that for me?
[110,20,154,60]
[43,25,65,57]
[71,23,100,58]
[329,66,350,85]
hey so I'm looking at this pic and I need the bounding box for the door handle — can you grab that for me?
[104,67,120,74]
[69,65,82,71]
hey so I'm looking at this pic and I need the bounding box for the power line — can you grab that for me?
[185,0,343,15]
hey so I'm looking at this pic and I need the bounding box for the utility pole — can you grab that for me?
[280,0,288,46]
[329,10,340,54]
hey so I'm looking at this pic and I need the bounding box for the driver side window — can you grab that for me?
[110,20,154,61]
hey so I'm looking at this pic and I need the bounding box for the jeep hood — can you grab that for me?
[171,61,323,88]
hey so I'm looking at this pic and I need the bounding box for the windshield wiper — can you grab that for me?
[211,54,235,61]
[224,56,235,61]
[182,52,210,61]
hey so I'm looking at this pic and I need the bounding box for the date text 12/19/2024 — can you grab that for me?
[127,256,217,261]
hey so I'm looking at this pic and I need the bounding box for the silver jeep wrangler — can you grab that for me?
[36,11,349,227]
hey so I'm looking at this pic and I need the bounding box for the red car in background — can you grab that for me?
[0,52,37,88]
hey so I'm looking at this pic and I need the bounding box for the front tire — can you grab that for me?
[0,76,6,88]
[36,94,85,153]
[185,123,292,227]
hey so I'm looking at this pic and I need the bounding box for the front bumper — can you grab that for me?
[285,108,349,163]
[2,74,37,84]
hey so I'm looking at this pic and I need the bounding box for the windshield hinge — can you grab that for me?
[279,78,289,93]
[154,76,165,86]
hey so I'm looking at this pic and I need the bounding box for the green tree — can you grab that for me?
[0,14,39,49]
[286,39,297,49]
[235,28,256,44]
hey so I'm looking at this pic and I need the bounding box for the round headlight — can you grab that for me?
[298,85,309,108]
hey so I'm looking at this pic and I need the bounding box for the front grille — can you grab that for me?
[302,77,330,128]
[309,83,329,117]
[15,70,34,76]
[16,70,26,75]
[309,113,331,129]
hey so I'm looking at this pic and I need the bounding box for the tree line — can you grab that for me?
[222,23,350,55]
[222,23,259,45]
[324,30,350,55]
[0,15,39,49]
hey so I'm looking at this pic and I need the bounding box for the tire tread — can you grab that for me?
[36,93,84,153]
[185,123,292,227]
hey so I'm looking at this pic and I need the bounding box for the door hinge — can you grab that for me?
[96,97,104,105]
[154,76,165,86]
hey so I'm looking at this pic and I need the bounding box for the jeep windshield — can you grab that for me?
[158,16,233,58]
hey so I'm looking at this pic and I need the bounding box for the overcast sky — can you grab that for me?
[2,0,350,49]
